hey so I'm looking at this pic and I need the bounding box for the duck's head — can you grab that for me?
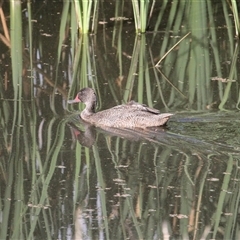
[68,88,97,111]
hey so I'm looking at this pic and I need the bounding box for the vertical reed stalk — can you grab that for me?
[10,0,23,125]
[131,0,149,33]
[230,0,240,37]
[74,0,98,33]
[218,42,239,110]
[123,36,140,102]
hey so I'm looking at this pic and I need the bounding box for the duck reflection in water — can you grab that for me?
[68,88,173,129]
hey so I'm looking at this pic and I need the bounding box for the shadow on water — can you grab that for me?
[0,1,240,239]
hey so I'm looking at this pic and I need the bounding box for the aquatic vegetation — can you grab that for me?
[0,1,240,239]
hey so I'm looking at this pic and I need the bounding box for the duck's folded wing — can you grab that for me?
[127,101,160,114]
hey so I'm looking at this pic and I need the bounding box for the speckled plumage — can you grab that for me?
[68,88,173,129]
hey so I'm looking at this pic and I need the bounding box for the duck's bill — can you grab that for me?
[68,96,81,104]
[68,100,77,104]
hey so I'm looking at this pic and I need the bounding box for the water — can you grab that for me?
[0,1,240,239]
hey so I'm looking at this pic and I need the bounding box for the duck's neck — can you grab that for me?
[81,101,96,119]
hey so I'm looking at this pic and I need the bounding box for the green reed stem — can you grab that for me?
[207,0,224,100]
[131,0,140,32]
[219,42,239,110]
[140,0,149,32]
[230,0,240,37]
[10,0,23,126]
[131,0,149,33]
[74,0,95,33]
[123,36,140,102]
[138,36,145,103]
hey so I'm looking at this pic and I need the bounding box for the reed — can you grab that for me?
[219,42,239,110]
[150,0,240,110]
[131,0,150,33]
[123,36,140,102]
[10,0,23,126]
[74,0,98,34]
[230,0,240,37]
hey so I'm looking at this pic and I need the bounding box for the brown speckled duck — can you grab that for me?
[68,88,173,129]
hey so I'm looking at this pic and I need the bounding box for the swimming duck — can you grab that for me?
[68,88,173,129]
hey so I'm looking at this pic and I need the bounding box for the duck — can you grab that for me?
[68,88,173,129]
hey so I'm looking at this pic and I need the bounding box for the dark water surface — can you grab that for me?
[0,1,240,240]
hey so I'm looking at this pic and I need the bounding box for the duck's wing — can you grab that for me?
[101,101,160,114]
[127,101,160,114]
